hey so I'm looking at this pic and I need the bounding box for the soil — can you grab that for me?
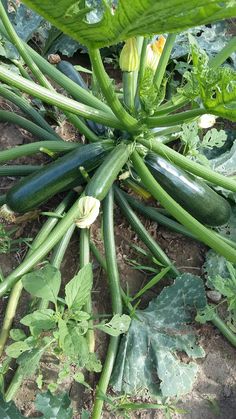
[0,110,236,419]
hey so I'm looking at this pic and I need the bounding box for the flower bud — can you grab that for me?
[75,196,100,229]
[146,35,166,71]
[198,114,216,129]
[119,38,139,72]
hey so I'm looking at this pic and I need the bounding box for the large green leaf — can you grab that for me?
[111,274,206,398]
[22,264,61,305]
[35,391,73,419]
[21,0,236,48]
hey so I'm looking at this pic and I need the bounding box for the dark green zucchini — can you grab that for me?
[6,141,113,213]
[57,61,105,135]
[145,152,231,226]
[86,143,130,201]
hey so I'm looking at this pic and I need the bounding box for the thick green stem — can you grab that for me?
[131,151,236,263]
[209,37,236,69]
[0,165,40,176]
[133,35,144,109]
[12,60,32,81]
[65,113,99,143]
[0,0,51,90]
[114,186,179,276]
[0,20,118,138]
[123,72,135,112]
[210,311,236,347]
[122,191,195,239]
[154,98,190,116]
[0,193,84,297]
[153,33,177,90]
[0,110,60,141]
[145,108,205,127]
[91,189,122,419]
[89,48,139,131]
[137,137,236,192]
[80,228,94,353]
[136,37,149,96]
[0,141,77,163]
[0,192,75,357]
[0,14,99,142]
[0,85,60,137]
[0,66,123,129]
[124,191,236,249]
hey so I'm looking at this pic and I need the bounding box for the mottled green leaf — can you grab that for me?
[21,0,236,48]
[172,21,236,68]
[111,274,206,397]
[22,264,61,304]
[0,395,27,419]
[203,250,231,281]
[9,3,43,42]
[96,314,131,336]
[35,391,73,419]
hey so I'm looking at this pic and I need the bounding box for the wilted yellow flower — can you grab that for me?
[119,38,139,72]
[146,35,166,71]
[75,196,100,229]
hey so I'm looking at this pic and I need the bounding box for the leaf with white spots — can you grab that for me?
[111,274,206,397]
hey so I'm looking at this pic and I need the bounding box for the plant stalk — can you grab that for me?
[210,311,236,348]
[89,48,139,131]
[209,36,236,69]
[145,108,205,127]
[0,110,60,142]
[123,72,135,112]
[124,191,236,249]
[92,188,122,419]
[0,66,123,129]
[0,165,41,176]
[80,228,95,353]
[114,186,179,276]
[0,141,78,163]
[154,33,176,90]
[0,85,60,137]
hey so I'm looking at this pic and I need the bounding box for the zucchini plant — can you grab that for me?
[0,0,236,417]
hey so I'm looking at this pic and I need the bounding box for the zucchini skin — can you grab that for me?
[145,152,231,226]
[86,143,130,201]
[57,61,105,135]
[6,142,113,213]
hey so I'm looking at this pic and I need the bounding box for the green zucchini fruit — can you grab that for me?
[85,143,130,201]
[145,152,231,226]
[6,141,113,213]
